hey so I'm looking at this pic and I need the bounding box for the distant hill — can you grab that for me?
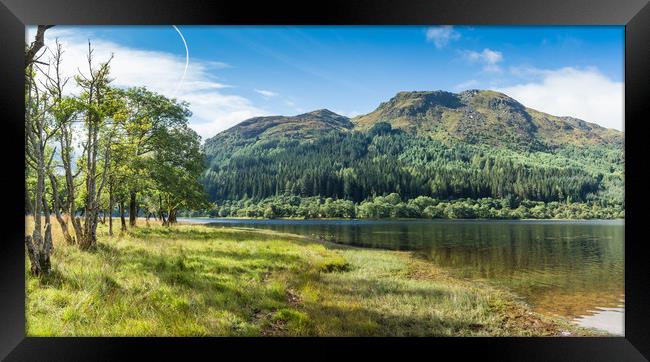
[204,109,353,165]
[201,89,624,212]
[221,108,353,140]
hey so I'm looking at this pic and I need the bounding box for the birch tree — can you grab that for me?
[73,43,118,249]
[24,26,56,275]
[43,41,78,245]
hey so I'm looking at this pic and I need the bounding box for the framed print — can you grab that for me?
[1,0,649,360]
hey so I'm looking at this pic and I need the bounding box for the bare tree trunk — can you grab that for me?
[129,190,137,227]
[168,209,177,225]
[119,201,127,232]
[25,223,52,276]
[24,235,41,275]
[108,178,113,236]
[25,25,53,66]
[32,143,44,247]
[25,116,53,274]
[41,185,55,253]
[80,115,98,250]
[41,187,51,228]
[159,193,168,226]
[48,173,74,244]
[160,211,168,227]
[25,25,54,67]
[61,121,83,244]
[25,65,53,275]
[71,213,84,243]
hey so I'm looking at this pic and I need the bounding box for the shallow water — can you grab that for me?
[180,217,624,335]
[574,306,624,335]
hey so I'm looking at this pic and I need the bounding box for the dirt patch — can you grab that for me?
[286,288,302,307]
[490,299,574,336]
[255,310,287,336]
[403,254,457,283]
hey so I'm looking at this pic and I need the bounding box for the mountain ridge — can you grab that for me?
[351,89,621,149]
[205,89,622,151]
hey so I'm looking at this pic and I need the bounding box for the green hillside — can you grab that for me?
[352,90,622,149]
[199,90,624,219]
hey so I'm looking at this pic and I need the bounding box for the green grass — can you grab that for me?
[26,218,603,336]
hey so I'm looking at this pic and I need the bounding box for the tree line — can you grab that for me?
[182,193,623,220]
[25,26,207,275]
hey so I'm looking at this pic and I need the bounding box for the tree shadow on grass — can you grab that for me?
[131,225,341,253]
[94,242,299,321]
[35,268,69,289]
[319,275,451,300]
[297,301,489,336]
[95,242,121,257]
[129,226,282,243]
[126,245,306,276]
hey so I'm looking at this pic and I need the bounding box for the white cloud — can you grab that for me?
[255,89,279,98]
[203,60,231,69]
[332,109,362,118]
[462,48,503,72]
[498,66,623,131]
[425,26,460,48]
[454,79,480,91]
[27,27,267,140]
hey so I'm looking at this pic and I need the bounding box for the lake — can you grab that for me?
[179,217,624,335]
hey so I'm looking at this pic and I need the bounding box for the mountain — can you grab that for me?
[352,90,622,149]
[222,108,353,140]
[201,89,624,213]
[203,109,353,165]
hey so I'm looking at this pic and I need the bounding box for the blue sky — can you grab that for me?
[28,25,624,138]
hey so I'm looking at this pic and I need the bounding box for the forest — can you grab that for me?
[200,122,624,220]
[24,26,207,275]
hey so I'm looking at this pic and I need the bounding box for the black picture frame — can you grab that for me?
[1,0,648,360]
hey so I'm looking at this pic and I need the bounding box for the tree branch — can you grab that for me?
[25,25,55,68]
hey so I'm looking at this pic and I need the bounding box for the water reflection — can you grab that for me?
[183,218,624,334]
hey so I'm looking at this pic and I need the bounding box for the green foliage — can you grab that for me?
[149,123,209,212]
[185,193,622,220]
[25,36,208,236]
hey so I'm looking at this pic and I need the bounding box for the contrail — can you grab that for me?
[172,25,189,97]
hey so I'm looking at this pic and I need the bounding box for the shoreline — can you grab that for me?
[178,217,623,335]
[178,216,625,224]
[178,219,615,336]
[177,216,625,221]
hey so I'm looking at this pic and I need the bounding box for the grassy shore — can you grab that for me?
[25,217,603,336]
